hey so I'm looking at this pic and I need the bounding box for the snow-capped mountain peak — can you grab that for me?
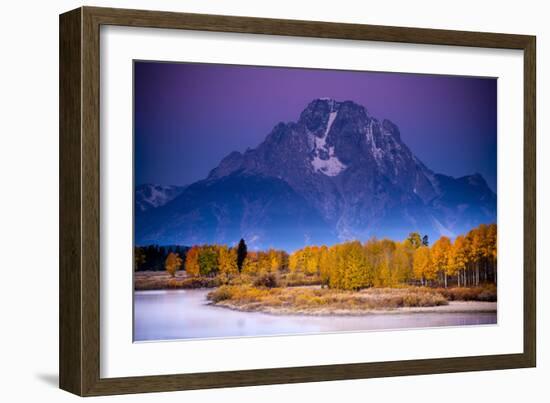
[136,99,496,249]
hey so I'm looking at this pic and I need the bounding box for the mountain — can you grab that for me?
[135,98,496,250]
[135,174,334,250]
[135,184,186,214]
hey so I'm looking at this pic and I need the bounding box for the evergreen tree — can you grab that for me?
[422,235,429,247]
[134,247,146,271]
[236,238,247,273]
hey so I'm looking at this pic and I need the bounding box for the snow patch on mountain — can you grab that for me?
[326,111,338,135]
[309,110,347,176]
[366,120,384,166]
[311,152,347,176]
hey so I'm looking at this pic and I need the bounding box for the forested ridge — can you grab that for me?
[135,223,496,291]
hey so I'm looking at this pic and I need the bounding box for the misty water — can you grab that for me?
[134,289,497,342]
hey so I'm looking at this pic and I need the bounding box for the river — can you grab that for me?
[134,289,497,342]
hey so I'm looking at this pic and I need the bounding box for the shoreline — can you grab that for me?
[209,300,497,317]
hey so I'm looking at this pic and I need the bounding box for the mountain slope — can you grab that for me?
[135,184,186,214]
[136,99,496,249]
[135,174,334,250]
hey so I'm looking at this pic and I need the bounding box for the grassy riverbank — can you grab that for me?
[135,271,497,315]
[134,270,321,290]
[134,271,220,290]
[206,285,497,315]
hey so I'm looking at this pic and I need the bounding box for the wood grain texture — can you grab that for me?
[59,6,537,396]
[85,6,532,49]
[523,38,536,367]
[59,7,82,396]
[81,6,102,396]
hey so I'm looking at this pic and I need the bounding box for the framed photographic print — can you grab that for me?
[59,6,536,396]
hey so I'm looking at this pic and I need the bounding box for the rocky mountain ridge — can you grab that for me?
[135,98,496,250]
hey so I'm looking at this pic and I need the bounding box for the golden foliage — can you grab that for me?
[207,285,449,313]
[180,223,496,290]
[184,246,200,277]
[164,252,183,277]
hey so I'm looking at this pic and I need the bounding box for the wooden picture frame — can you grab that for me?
[59,6,536,396]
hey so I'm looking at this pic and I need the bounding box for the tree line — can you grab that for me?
[135,223,496,291]
[134,245,189,271]
[289,223,496,290]
[183,239,289,278]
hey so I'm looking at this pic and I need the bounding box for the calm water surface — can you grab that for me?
[134,289,497,342]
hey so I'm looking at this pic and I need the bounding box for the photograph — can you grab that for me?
[132,61,498,342]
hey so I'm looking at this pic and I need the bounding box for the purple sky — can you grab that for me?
[135,61,497,192]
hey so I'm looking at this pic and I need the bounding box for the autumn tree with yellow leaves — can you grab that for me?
[218,246,238,276]
[184,246,201,277]
[431,236,452,288]
[165,252,183,277]
[176,223,495,291]
[447,235,468,287]
[413,245,432,286]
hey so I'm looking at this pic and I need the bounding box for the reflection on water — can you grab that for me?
[134,289,497,342]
